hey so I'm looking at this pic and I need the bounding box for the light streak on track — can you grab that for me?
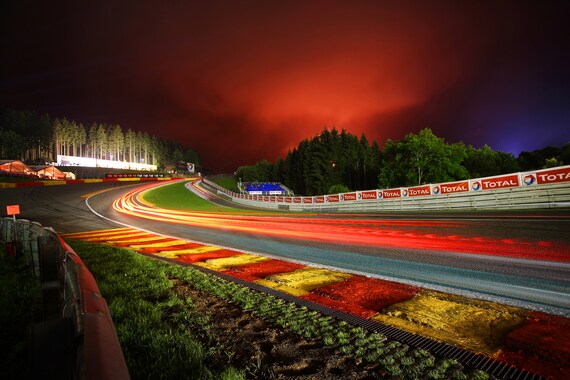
[112,182,570,263]
[81,179,570,378]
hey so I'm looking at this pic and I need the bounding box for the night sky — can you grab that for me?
[2,1,569,172]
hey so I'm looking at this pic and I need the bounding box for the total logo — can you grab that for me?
[402,189,409,197]
[471,181,481,191]
[432,185,440,195]
[523,174,536,185]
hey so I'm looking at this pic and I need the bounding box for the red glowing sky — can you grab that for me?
[2,1,569,171]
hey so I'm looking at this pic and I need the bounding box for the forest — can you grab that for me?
[2,108,568,193]
[235,128,570,195]
[0,109,199,169]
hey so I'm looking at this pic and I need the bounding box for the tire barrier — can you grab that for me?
[0,218,129,380]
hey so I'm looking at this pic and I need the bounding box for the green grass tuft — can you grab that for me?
[67,240,244,380]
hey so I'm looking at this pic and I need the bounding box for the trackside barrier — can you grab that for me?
[0,217,130,380]
[0,176,175,189]
[203,165,570,212]
[104,173,166,178]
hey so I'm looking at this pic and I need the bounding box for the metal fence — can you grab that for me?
[0,217,129,380]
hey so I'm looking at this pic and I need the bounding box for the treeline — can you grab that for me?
[0,109,199,169]
[236,127,570,195]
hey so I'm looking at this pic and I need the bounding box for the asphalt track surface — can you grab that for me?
[2,181,570,316]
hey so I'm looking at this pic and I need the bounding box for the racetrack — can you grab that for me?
[3,179,568,316]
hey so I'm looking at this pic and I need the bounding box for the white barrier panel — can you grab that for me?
[57,154,157,171]
[203,165,570,212]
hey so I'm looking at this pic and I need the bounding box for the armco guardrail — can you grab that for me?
[204,165,570,212]
[0,217,129,380]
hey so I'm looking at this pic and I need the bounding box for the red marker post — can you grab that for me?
[6,204,20,221]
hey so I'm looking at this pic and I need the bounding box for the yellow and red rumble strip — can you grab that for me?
[61,228,570,379]
[0,177,175,189]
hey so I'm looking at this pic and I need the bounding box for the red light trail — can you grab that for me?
[95,181,570,379]
[112,183,570,263]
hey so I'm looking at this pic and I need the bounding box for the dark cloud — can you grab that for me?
[2,1,569,171]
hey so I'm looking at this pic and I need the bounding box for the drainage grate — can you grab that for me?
[155,254,545,380]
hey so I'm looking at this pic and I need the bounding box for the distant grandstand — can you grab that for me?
[239,182,293,196]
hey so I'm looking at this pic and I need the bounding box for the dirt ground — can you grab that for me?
[173,282,391,379]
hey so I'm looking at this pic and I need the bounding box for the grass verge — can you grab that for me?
[67,239,245,380]
[68,239,490,379]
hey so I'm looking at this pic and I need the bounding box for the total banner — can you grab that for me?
[341,192,357,201]
[359,190,378,200]
[433,181,469,195]
[327,194,340,202]
[471,174,520,191]
[382,189,402,198]
[404,185,431,197]
[535,166,570,185]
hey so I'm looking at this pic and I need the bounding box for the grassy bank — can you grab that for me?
[210,176,240,193]
[141,181,228,211]
[67,239,244,379]
[142,180,258,213]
